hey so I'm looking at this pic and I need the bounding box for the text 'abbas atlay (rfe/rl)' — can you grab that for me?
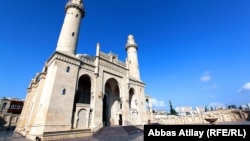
[144,125,249,140]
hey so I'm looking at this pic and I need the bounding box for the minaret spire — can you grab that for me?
[56,0,85,55]
[126,34,141,81]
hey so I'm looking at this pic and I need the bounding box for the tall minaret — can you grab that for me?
[126,34,141,81]
[56,0,85,55]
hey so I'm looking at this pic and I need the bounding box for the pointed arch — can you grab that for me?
[76,109,88,129]
[75,74,91,104]
[129,88,136,109]
[103,78,120,126]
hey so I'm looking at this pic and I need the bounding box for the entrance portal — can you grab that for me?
[102,78,120,126]
[119,114,122,126]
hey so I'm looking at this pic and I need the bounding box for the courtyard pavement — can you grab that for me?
[0,120,249,141]
[0,126,144,141]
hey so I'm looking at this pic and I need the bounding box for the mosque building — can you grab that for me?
[15,0,152,140]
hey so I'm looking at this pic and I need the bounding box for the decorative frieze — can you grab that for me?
[80,63,95,72]
[99,59,127,75]
[55,55,80,66]
[47,53,81,67]
[128,79,145,88]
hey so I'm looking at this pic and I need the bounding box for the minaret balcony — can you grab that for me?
[65,1,85,17]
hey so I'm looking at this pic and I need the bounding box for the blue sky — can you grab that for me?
[0,0,250,112]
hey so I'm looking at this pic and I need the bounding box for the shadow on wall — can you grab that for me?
[247,112,250,121]
[0,117,16,132]
[0,117,7,131]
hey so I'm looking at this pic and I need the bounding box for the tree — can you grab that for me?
[169,100,177,115]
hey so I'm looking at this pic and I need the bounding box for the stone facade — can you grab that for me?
[15,0,152,140]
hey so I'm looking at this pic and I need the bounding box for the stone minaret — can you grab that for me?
[126,34,141,81]
[56,0,85,55]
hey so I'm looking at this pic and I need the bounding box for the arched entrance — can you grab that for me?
[103,78,120,126]
[128,88,138,125]
[72,75,91,128]
[119,114,122,126]
[74,75,91,106]
[129,88,136,109]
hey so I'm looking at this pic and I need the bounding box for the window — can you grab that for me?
[76,14,78,18]
[72,32,75,37]
[120,103,122,109]
[62,89,66,95]
[1,103,7,111]
[37,76,41,82]
[66,66,70,72]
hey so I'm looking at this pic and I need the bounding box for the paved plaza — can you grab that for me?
[1,120,249,141]
[0,126,144,141]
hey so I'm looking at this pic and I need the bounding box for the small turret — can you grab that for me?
[95,43,100,75]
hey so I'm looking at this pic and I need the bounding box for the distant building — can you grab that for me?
[195,106,205,114]
[0,97,24,131]
[153,110,167,115]
[228,105,237,109]
[175,106,193,114]
[240,104,249,110]
[0,97,24,114]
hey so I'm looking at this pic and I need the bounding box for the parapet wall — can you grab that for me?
[153,109,249,125]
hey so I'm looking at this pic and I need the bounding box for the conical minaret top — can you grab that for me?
[56,0,85,55]
[126,34,140,81]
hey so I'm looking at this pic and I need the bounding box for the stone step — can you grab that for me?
[42,129,93,140]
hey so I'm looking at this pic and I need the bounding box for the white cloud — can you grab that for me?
[151,98,166,108]
[203,84,217,90]
[200,75,211,82]
[243,82,250,90]
[238,82,250,93]
[200,71,211,82]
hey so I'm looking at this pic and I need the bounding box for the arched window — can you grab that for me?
[1,103,7,111]
[62,89,66,95]
[66,66,70,73]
